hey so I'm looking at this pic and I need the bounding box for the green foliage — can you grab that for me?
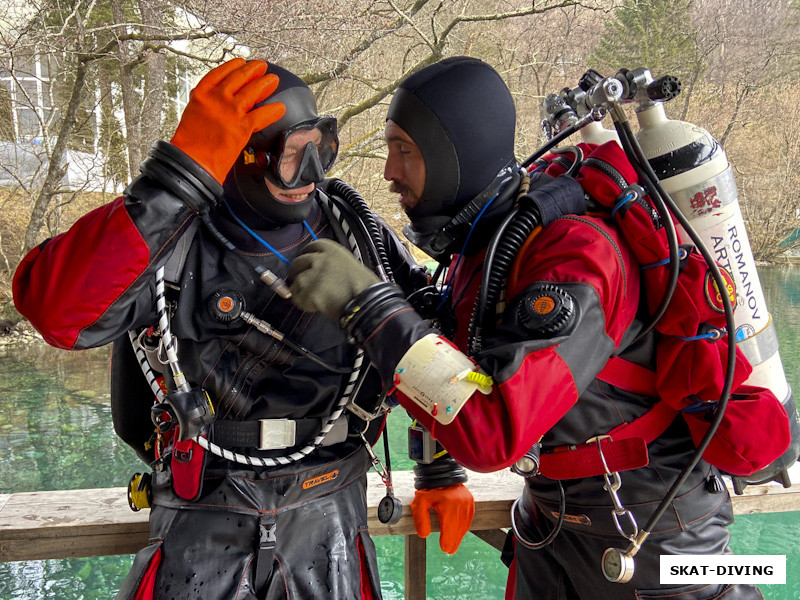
[590,0,702,82]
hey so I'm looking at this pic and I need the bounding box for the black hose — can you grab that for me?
[468,151,581,354]
[510,482,566,550]
[469,204,540,354]
[548,146,585,178]
[613,120,681,343]
[611,115,737,551]
[327,179,395,283]
[614,119,736,385]
[468,207,520,354]
[521,122,582,169]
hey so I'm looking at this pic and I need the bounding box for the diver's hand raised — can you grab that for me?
[170,58,285,184]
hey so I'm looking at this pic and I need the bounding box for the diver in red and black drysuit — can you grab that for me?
[12,59,472,600]
[288,57,765,599]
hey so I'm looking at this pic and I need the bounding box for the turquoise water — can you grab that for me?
[1,265,799,599]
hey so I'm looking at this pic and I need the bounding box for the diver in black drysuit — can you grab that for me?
[13,59,436,600]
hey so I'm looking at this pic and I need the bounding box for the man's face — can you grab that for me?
[384,120,426,212]
[264,178,315,204]
[264,127,321,203]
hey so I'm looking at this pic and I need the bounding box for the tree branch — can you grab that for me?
[302,0,433,85]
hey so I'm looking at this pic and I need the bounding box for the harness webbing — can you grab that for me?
[132,202,373,468]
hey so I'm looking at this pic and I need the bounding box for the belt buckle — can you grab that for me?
[258,419,297,450]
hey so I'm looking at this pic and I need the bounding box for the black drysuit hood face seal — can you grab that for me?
[386,56,518,254]
[224,63,338,227]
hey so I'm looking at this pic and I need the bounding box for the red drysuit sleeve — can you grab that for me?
[13,181,196,350]
[393,217,640,472]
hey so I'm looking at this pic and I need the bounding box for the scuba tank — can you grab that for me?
[579,120,620,146]
[544,66,799,491]
[532,67,798,583]
[628,69,800,492]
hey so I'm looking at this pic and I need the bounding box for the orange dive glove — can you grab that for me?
[410,483,475,555]
[170,58,285,184]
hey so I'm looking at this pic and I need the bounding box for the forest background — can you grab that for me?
[0,0,799,329]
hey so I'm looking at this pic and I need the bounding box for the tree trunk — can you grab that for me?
[23,60,88,253]
[137,0,168,163]
[110,0,142,182]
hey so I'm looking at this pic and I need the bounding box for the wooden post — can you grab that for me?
[404,534,427,600]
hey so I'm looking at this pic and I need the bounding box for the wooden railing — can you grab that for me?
[2,465,799,599]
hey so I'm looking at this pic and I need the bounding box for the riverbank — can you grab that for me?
[0,320,42,349]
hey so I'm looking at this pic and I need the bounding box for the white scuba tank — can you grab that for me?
[579,120,620,146]
[634,102,799,483]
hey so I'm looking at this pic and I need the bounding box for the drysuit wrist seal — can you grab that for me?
[340,282,409,343]
[413,455,468,490]
[139,140,224,212]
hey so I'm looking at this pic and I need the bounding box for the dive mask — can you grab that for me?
[243,116,338,190]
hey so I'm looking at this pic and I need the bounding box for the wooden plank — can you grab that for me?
[0,471,519,562]
[0,487,150,561]
[366,470,520,536]
[1,465,798,562]
[728,462,800,515]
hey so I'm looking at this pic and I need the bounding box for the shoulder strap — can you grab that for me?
[597,356,658,397]
[122,218,200,391]
[163,218,200,285]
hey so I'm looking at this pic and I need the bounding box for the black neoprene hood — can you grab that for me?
[386,56,517,220]
[226,63,329,225]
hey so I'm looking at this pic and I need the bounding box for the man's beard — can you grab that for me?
[389,181,422,217]
[389,181,419,202]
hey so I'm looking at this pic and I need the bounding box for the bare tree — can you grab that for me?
[0,0,601,310]
[6,0,799,321]
[0,0,242,254]
[735,83,800,261]
[204,0,595,217]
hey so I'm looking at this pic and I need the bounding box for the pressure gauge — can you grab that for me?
[378,493,402,525]
[601,547,635,583]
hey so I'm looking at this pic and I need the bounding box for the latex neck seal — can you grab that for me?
[403,164,521,264]
[222,173,314,228]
